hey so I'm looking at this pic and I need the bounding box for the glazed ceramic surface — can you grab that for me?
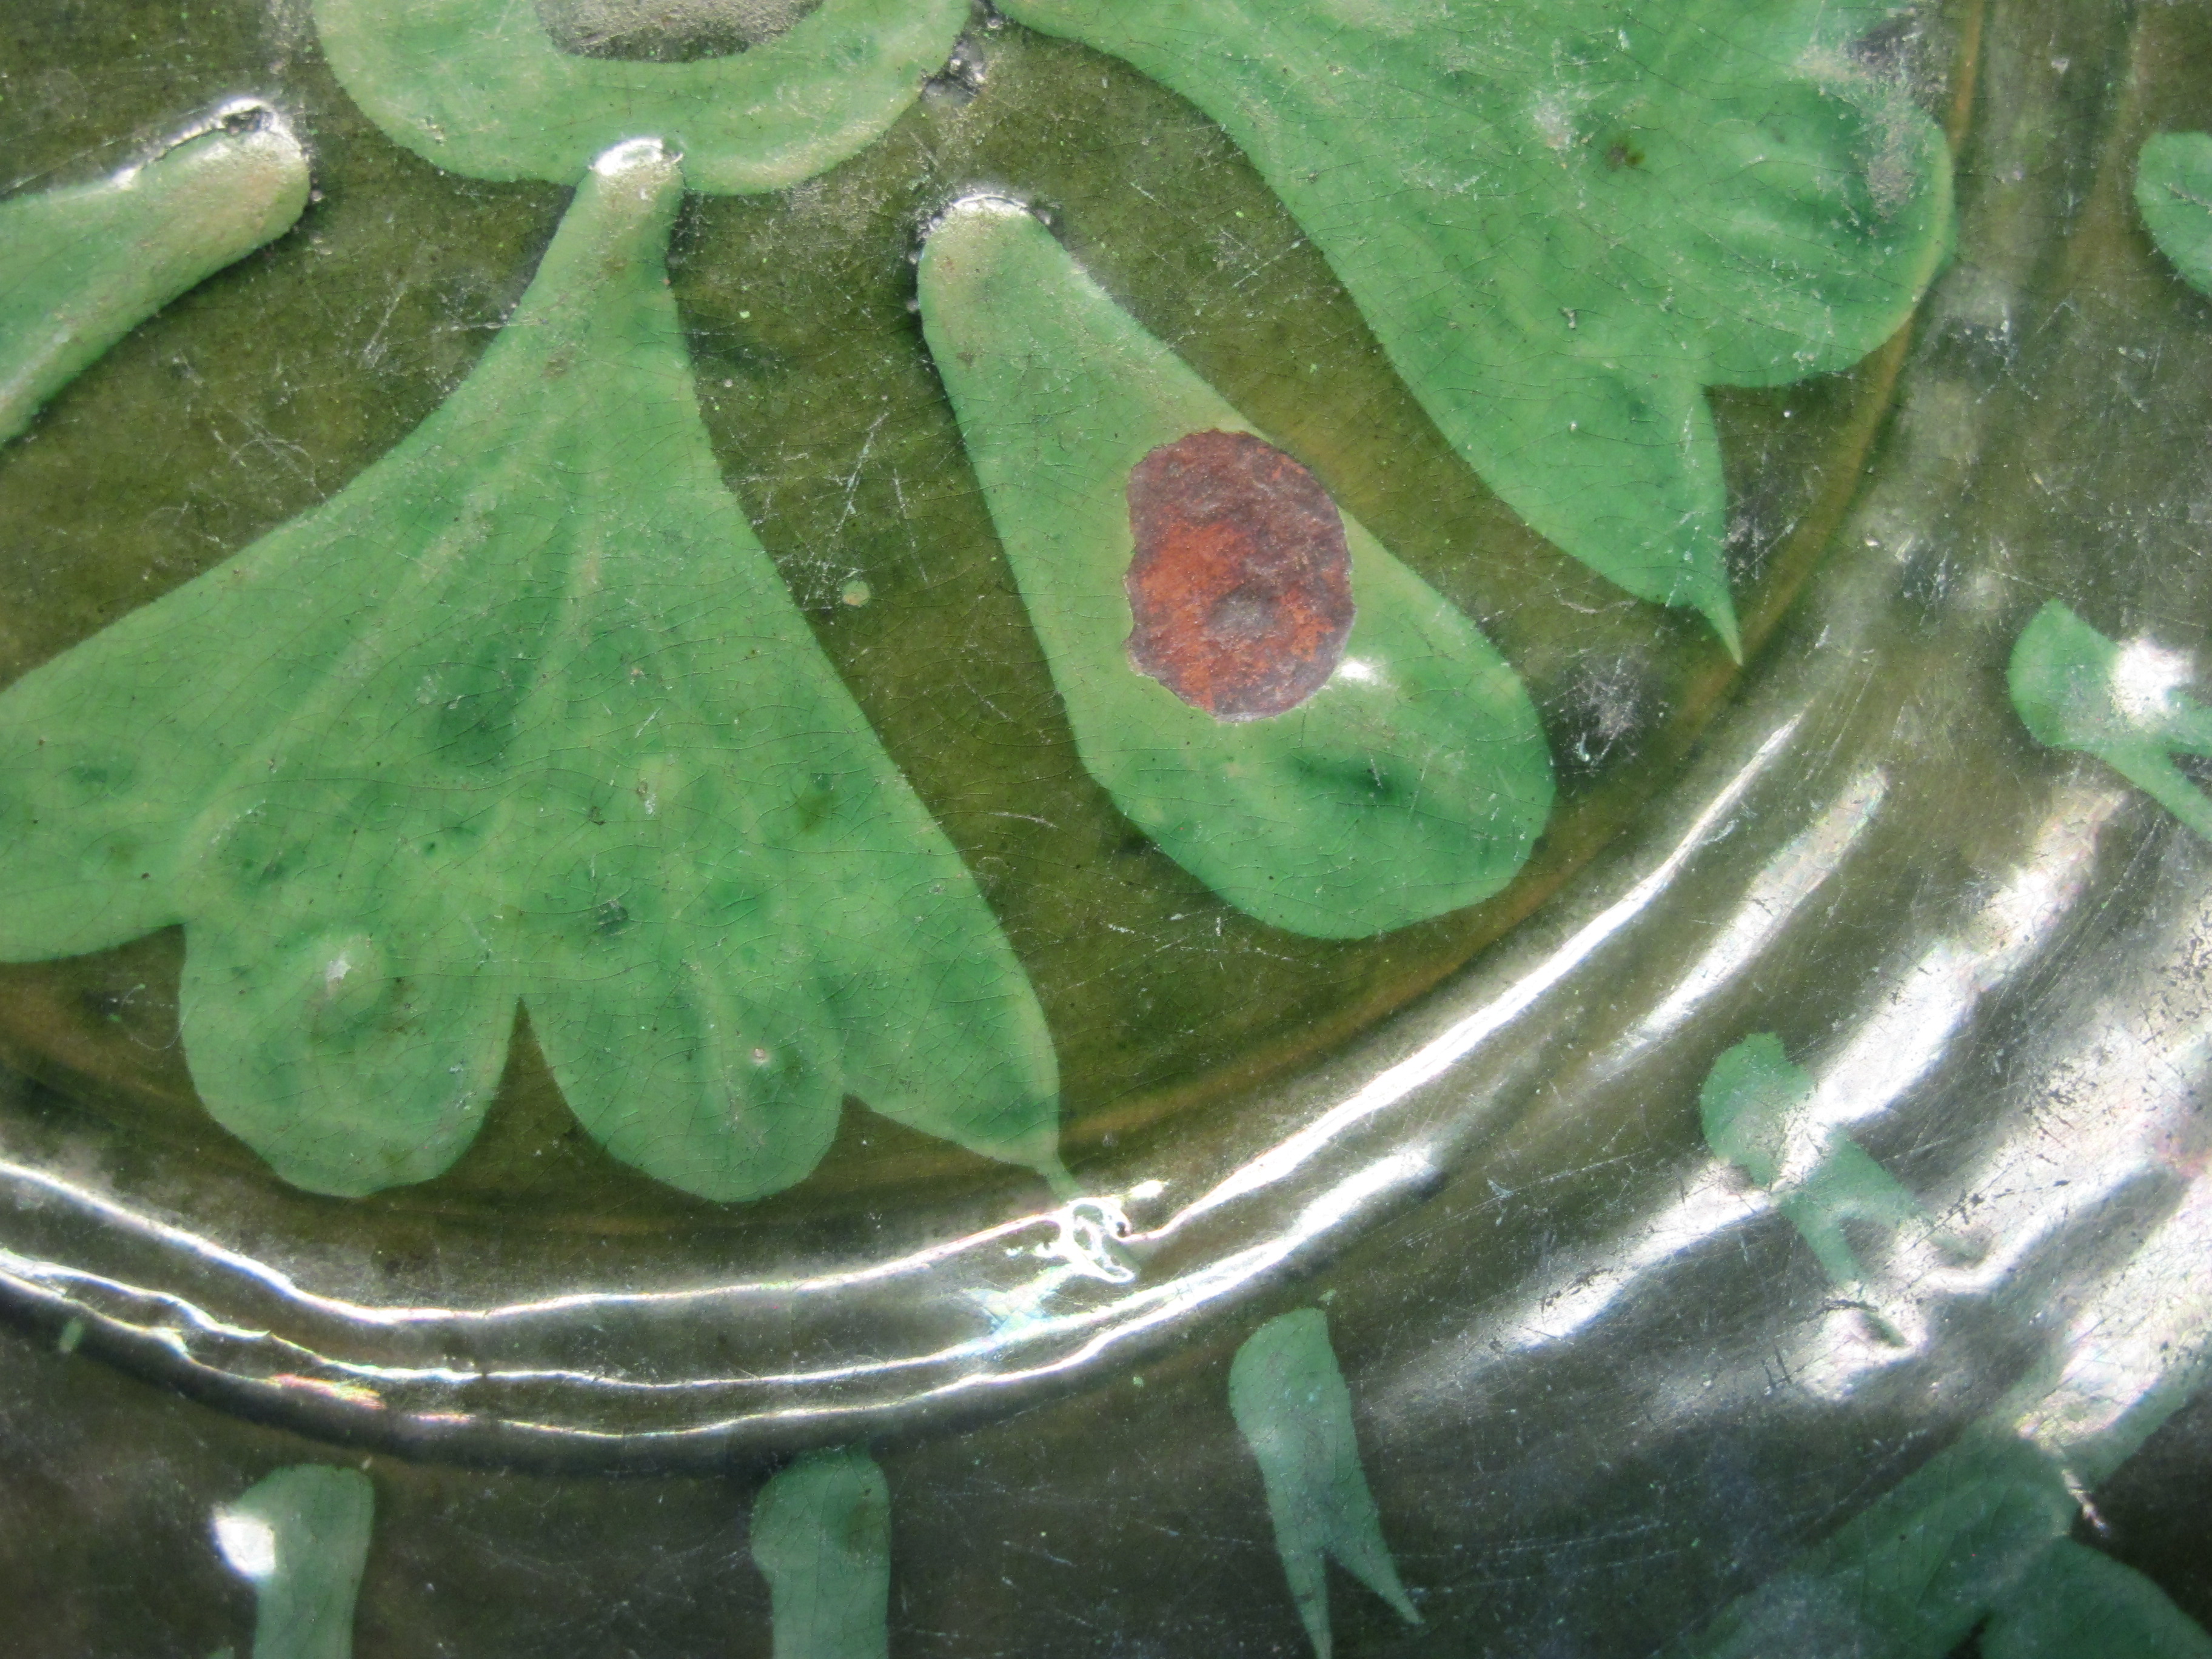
[4,0,2212,1654]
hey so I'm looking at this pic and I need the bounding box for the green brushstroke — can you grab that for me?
[0,141,1059,1201]
[2138,132,2212,299]
[0,102,309,445]
[1984,1540,2212,1659]
[1678,1429,2212,1659]
[751,1448,891,1659]
[311,0,965,190]
[1701,1033,1923,1295]
[2009,601,2212,843]
[919,198,1552,939]
[212,1465,374,1659]
[1678,1430,2076,1658]
[1230,1309,1418,1659]
[996,0,1956,655]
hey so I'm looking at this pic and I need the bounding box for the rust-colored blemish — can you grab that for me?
[1124,429,1355,722]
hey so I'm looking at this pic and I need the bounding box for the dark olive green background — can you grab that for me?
[0,0,1892,1236]
[15,2,2212,1656]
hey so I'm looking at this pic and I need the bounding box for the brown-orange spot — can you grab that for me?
[1124,429,1355,722]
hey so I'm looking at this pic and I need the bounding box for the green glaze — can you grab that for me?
[2138,132,2212,299]
[997,0,1956,655]
[1228,1309,1418,1659]
[1700,1033,1923,1292]
[0,104,309,446]
[211,1465,374,1659]
[311,0,965,190]
[0,142,1059,1202]
[919,199,1552,940]
[1983,1541,2212,1659]
[2009,600,2212,843]
[1682,1431,2212,1659]
[751,1448,891,1659]
[1680,1432,2076,1658]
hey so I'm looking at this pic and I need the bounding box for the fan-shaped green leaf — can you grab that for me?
[0,142,1059,1200]
[997,0,1957,653]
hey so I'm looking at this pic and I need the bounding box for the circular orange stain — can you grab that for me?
[1124,430,1355,722]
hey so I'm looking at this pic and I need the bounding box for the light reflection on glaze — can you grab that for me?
[0,686,2204,1461]
[212,1465,374,1659]
[0,100,309,446]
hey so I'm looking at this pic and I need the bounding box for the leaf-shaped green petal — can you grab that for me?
[1698,1030,1808,1190]
[1700,1031,1927,1293]
[1230,1309,1418,1659]
[2137,132,2212,300]
[212,1465,375,1659]
[2008,600,2212,843]
[996,0,1956,652]
[0,141,1059,1201]
[1678,1433,2076,1659]
[0,103,309,445]
[751,1448,892,1659]
[311,0,966,191]
[1983,1540,2212,1659]
[919,199,1552,940]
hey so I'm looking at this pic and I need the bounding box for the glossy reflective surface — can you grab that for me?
[7,0,2212,1654]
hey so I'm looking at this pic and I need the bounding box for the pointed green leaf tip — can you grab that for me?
[0,141,1060,1202]
[751,1448,892,1659]
[212,1465,374,1659]
[1230,1309,1418,1659]
[0,102,309,446]
[919,198,1552,940]
[2137,132,2212,300]
[2009,600,2212,843]
[997,0,1957,655]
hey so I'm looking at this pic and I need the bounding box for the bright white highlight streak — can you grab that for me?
[212,1510,278,1581]
[1164,714,1803,1231]
[1626,767,1888,1050]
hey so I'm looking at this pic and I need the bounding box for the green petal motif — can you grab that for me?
[211,1464,375,1659]
[0,142,1059,1201]
[751,1449,893,1659]
[311,0,967,190]
[0,102,309,446]
[996,0,1957,654]
[1700,1033,1926,1296]
[1230,1309,1418,1659]
[919,199,1552,940]
[1681,1432,2212,1659]
[2137,131,2212,299]
[2008,601,2212,843]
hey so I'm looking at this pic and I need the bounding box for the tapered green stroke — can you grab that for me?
[0,141,1059,1201]
[2138,132,2212,299]
[751,1448,891,1659]
[211,1466,374,1659]
[1701,1033,1923,1293]
[1678,1432,2077,1659]
[919,198,1552,940]
[1679,1430,2212,1659]
[2009,601,2212,844]
[1984,1541,2212,1659]
[0,101,309,446]
[1230,1310,1418,1659]
[312,0,965,190]
[997,0,1956,655]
